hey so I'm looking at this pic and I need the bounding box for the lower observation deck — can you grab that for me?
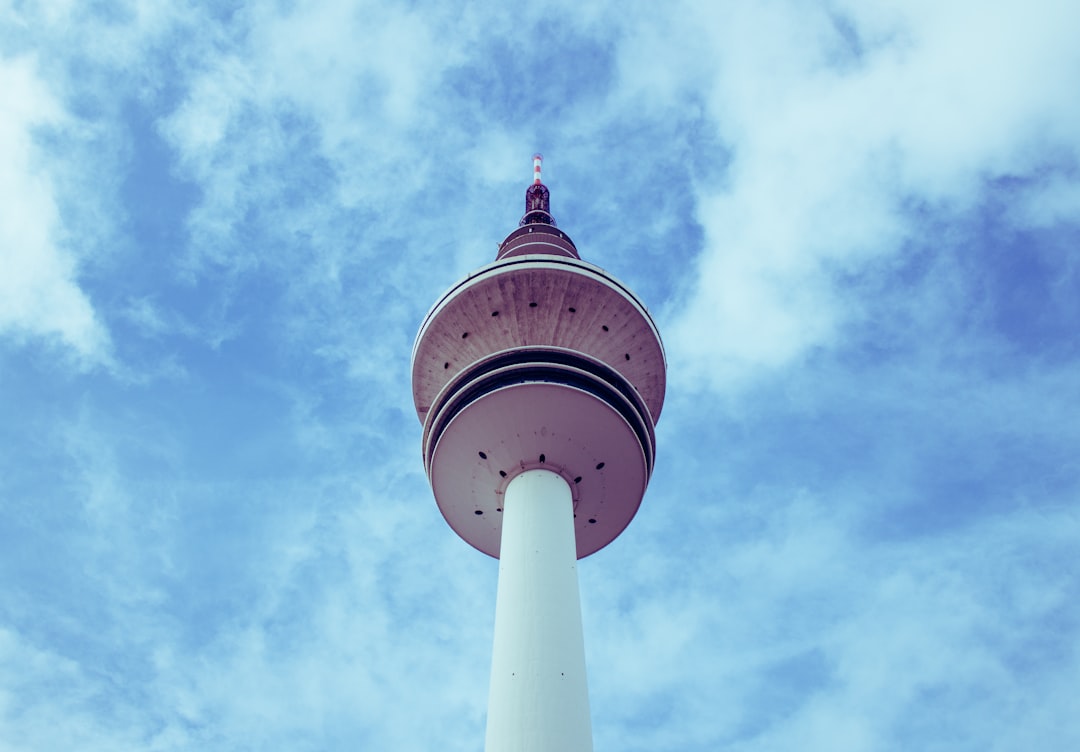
[427,376,649,559]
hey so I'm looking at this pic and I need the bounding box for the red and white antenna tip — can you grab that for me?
[533,154,543,185]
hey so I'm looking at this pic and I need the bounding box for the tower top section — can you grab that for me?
[521,154,555,228]
[499,155,579,261]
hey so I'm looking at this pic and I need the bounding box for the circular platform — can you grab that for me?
[412,255,666,426]
[411,254,666,559]
[427,378,650,559]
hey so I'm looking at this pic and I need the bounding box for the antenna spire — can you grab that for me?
[521,153,556,227]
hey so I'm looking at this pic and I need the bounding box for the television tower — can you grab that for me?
[411,155,666,751]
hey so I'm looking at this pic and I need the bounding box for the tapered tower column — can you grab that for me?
[486,469,592,752]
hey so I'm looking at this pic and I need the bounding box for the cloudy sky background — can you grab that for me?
[2,1,1079,749]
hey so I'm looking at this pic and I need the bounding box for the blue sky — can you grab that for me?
[2,1,1078,750]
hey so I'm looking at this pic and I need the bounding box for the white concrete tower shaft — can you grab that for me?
[485,469,592,752]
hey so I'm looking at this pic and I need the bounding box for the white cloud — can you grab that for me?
[665,0,1080,391]
[0,626,139,751]
[0,56,110,364]
[160,2,460,259]
[581,476,1080,750]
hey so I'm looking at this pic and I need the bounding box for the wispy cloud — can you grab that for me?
[2,1,1078,750]
[0,56,109,365]
[666,0,1080,390]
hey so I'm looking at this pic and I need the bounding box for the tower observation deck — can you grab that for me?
[412,155,666,558]
[410,155,666,750]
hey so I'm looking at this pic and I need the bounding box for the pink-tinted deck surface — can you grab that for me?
[428,381,648,559]
[412,255,666,423]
